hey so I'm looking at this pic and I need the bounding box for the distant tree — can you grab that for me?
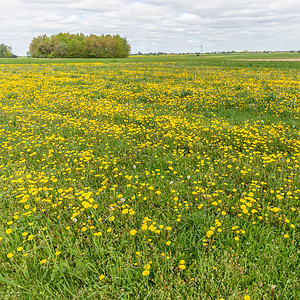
[0,43,13,57]
[29,35,48,57]
[28,33,130,58]
[54,42,68,58]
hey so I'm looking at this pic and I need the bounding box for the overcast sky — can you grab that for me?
[0,0,299,55]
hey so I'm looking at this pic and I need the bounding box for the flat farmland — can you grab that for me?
[0,57,299,299]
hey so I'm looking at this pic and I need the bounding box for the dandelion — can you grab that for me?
[122,208,129,214]
[206,230,214,238]
[7,253,14,258]
[99,275,105,280]
[40,259,47,264]
[130,229,137,236]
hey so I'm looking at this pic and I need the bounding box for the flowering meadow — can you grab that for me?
[0,58,299,299]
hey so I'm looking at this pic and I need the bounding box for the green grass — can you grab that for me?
[0,56,299,299]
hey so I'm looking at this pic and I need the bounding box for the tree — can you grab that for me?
[0,43,13,58]
[29,35,48,58]
[54,42,68,58]
[28,33,131,58]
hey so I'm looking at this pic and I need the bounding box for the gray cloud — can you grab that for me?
[0,0,299,55]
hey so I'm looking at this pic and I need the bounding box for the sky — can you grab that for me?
[0,0,299,56]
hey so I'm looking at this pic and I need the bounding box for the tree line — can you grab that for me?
[29,33,130,58]
[0,43,14,58]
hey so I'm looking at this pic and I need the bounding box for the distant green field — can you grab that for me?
[1,53,300,71]
[0,56,299,299]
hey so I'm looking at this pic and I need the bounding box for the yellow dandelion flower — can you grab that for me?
[206,230,214,238]
[93,232,102,236]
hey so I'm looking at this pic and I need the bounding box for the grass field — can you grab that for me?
[0,55,299,299]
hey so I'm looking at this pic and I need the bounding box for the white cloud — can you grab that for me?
[0,0,299,55]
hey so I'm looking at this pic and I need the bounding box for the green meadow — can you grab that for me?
[0,55,299,299]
